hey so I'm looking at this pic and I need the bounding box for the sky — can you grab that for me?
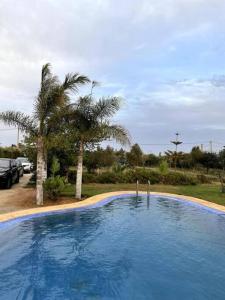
[1,0,225,153]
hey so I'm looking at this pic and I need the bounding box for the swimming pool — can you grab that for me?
[1,194,225,299]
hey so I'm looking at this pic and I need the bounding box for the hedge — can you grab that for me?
[68,168,198,185]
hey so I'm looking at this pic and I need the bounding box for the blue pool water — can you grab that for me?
[1,195,225,299]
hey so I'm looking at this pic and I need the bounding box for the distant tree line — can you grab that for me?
[2,142,224,176]
[79,144,225,174]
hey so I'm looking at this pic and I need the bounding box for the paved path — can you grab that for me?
[0,174,35,214]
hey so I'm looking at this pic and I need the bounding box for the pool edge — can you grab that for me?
[1,191,225,225]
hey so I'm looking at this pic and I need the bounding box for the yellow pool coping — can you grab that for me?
[0,191,225,224]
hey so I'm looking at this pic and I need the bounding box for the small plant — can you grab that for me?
[218,171,225,193]
[43,176,66,200]
[50,156,60,177]
[159,160,168,175]
[43,156,66,200]
[112,164,126,173]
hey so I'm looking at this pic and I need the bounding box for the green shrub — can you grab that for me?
[43,156,66,200]
[82,173,97,183]
[124,169,161,184]
[196,174,212,184]
[67,168,199,186]
[43,176,66,200]
[51,156,60,175]
[162,172,197,185]
[159,160,168,175]
[68,169,76,183]
[112,164,126,173]
[96,172,122,184]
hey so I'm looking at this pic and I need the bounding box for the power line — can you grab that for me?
[140,142,214,146]
[0,128,17,131]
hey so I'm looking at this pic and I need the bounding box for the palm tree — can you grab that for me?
[165,150,184,169]
[0,63,89,205]
[67,95,130,199]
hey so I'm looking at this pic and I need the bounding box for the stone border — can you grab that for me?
[0,191,225,227]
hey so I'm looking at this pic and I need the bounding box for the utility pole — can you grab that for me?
[170,132,183,169]
[17,127,20,148]
[171,132,182,152]
[209,141,213,153]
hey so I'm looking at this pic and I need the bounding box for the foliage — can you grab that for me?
[112,163,127,173]
[0,63,89,205]
[165,150,184,168]
[23,137,225,180]
[127,144,143,167]
[74,168,197,185]
[199,152,219,173]
[43,176,66,200]
[68,170,97,184]
[161,172,197,185]
[66,92,130,199]
[218,149,225,170]
[191,146,203,166]
[84,146,116,172]
[144,153,160,167]
[66,95,130,149]
[159,160,169,175]
[196,174,212,184]
[48,147,75,177]
[50,156,60,177]
[43,156,66,200]
[95,172,122,184]
[115,148,127,166]
[0,146,22,159]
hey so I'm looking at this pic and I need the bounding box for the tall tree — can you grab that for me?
[199,152,219,173]
[127,144,143,167]
[67,95,130,199]
[190,146,203,168]
[165,150,184,169]
[0,63,89,205]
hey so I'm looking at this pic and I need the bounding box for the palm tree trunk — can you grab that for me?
[43,148,47,180]
[36,136,44,205]
[75,141,83,199]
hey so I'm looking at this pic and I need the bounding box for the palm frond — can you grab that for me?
[93,97,122,119]
[41,63,51,83]
[34,63,60,120]
[99,124,131,146]
[90,80,100,95]
[0,111,37,134]
[62,73,90,93]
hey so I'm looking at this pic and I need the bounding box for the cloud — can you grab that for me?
[0,0,225,152]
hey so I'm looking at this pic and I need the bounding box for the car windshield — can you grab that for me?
[17,158,28,163]
[0,159,10,168]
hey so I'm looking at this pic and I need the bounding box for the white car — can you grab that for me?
[16,157,33,173]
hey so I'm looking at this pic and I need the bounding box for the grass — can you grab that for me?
[62,183,225,206]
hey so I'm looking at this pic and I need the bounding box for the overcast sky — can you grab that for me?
[1,0,225,153]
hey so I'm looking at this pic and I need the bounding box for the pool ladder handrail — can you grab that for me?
[135,179,151,196]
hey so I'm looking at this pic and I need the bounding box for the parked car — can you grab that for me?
[0,158,19,189]
[15,159,24,177]
[16,157,33,173]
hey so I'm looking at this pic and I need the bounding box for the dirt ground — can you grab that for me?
[0,174,76,214]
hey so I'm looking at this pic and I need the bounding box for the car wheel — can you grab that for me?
[15,173,19,183]
[5,177,12,189]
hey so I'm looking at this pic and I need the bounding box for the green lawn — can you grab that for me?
[62,183,225,206]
